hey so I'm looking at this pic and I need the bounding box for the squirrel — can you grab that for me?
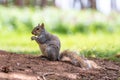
[31,23,60,61]
[31,23,101,69]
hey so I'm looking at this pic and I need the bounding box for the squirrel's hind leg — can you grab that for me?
[39,55,49,60]
[45,46,59,61]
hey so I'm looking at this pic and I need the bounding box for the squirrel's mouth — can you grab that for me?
[32,32,37,36]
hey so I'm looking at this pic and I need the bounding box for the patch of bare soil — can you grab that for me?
[0,50,120,80]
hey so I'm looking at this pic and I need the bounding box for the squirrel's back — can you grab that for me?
[46,32,60,50]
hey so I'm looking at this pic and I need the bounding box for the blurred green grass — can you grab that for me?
[0,32,120,61]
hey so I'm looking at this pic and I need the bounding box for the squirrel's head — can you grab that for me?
[32,23,45,36]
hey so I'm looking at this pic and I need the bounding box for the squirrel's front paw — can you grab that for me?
[31,36,37,40]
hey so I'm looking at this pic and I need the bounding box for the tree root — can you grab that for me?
[0,72,42,80]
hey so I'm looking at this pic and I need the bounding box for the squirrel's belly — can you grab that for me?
[39,44,47,56]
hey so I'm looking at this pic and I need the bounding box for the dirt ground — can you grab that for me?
[0,50,120,80]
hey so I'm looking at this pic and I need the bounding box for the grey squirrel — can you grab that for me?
[31,23,101,69]
[31,23,60,61]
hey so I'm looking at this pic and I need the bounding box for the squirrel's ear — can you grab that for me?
[40,23,44,29]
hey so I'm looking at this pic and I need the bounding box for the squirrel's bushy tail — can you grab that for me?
[59,50,101,69]
[59,50,76,61]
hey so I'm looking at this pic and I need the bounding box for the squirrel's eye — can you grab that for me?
[36,28,39,30]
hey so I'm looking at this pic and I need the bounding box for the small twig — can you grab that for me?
[41,72,56,80]
[36,76,42,80]
[42,75,46,80]
[105,67,118,71]
[37,72,77,80]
